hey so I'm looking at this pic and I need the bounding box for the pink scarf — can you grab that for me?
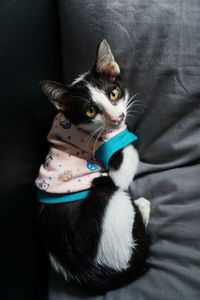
[35,113,137,203]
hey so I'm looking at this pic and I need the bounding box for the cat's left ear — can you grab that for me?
[95,39,120,77]
[40,80,69,111]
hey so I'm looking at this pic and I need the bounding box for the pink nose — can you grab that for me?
[104,112,125,124]
[110,118,119,123]
[110,113,125,124]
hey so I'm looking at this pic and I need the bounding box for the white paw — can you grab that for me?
[134,197,150,228]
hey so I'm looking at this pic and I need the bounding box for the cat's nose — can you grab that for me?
[111,113,125,124]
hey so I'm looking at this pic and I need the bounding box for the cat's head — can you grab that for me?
[40,40,130,133]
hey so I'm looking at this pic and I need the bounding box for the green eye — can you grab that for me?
[110,88,120,101]
[86,106,97,118]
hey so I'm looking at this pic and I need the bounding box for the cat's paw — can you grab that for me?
[134,198,150,228]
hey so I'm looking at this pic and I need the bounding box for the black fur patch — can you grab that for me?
[109,149,124,171]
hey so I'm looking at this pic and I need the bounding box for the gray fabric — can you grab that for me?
[49,0,200,299]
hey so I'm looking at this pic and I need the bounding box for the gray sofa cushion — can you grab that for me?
[49,0,200,299]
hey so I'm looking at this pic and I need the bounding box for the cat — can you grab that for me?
[37,39,150,292]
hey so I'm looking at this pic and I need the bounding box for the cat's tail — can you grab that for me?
[51,255,148,294]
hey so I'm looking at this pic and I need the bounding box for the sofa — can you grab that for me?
[1,1,200,299]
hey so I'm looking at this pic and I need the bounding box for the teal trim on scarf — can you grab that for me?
[37,189,91,204]
[37,128,137,204]
[95,128,138,170]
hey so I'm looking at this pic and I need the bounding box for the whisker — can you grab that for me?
[92,127,104,160]
[85,127,100,142]
[126,100,147,110]
[125,93,147,111]
[85,126,103,153]
[126,106,144,115]
[127,105,144,112]
[127,109,140,115]
[86,129,102,151]
[126,101,148,116]
[126,111,139,116]
[126,93,138,106]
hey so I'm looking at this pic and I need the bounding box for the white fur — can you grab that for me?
[96,189,136,271]
[134,198,150,228]
[49,253,68,281]
[87,84,127,126]
[71,72,89,85]
[109,144,139,190]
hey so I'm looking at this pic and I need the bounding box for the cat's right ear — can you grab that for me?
[95,39,120,77]
[40,80,68,111]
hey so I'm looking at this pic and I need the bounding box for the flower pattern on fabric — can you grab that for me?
[58,170,73,181]
[86,161,100,171]
[38,178,49,191]
[59,120,71,129]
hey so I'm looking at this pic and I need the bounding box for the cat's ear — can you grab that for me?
[40,80,69,111]
[95,39,120,76]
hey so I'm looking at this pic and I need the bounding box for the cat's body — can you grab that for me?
[37,40,150,292]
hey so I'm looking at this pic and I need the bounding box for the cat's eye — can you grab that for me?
[109,88,120,101]
[86,106,97,118]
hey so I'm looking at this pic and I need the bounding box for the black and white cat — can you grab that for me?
[38,40,150,292]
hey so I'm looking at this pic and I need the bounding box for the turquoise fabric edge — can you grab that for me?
[37,129,137,204]
[37,189,91,204]
[95,128,138,170]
